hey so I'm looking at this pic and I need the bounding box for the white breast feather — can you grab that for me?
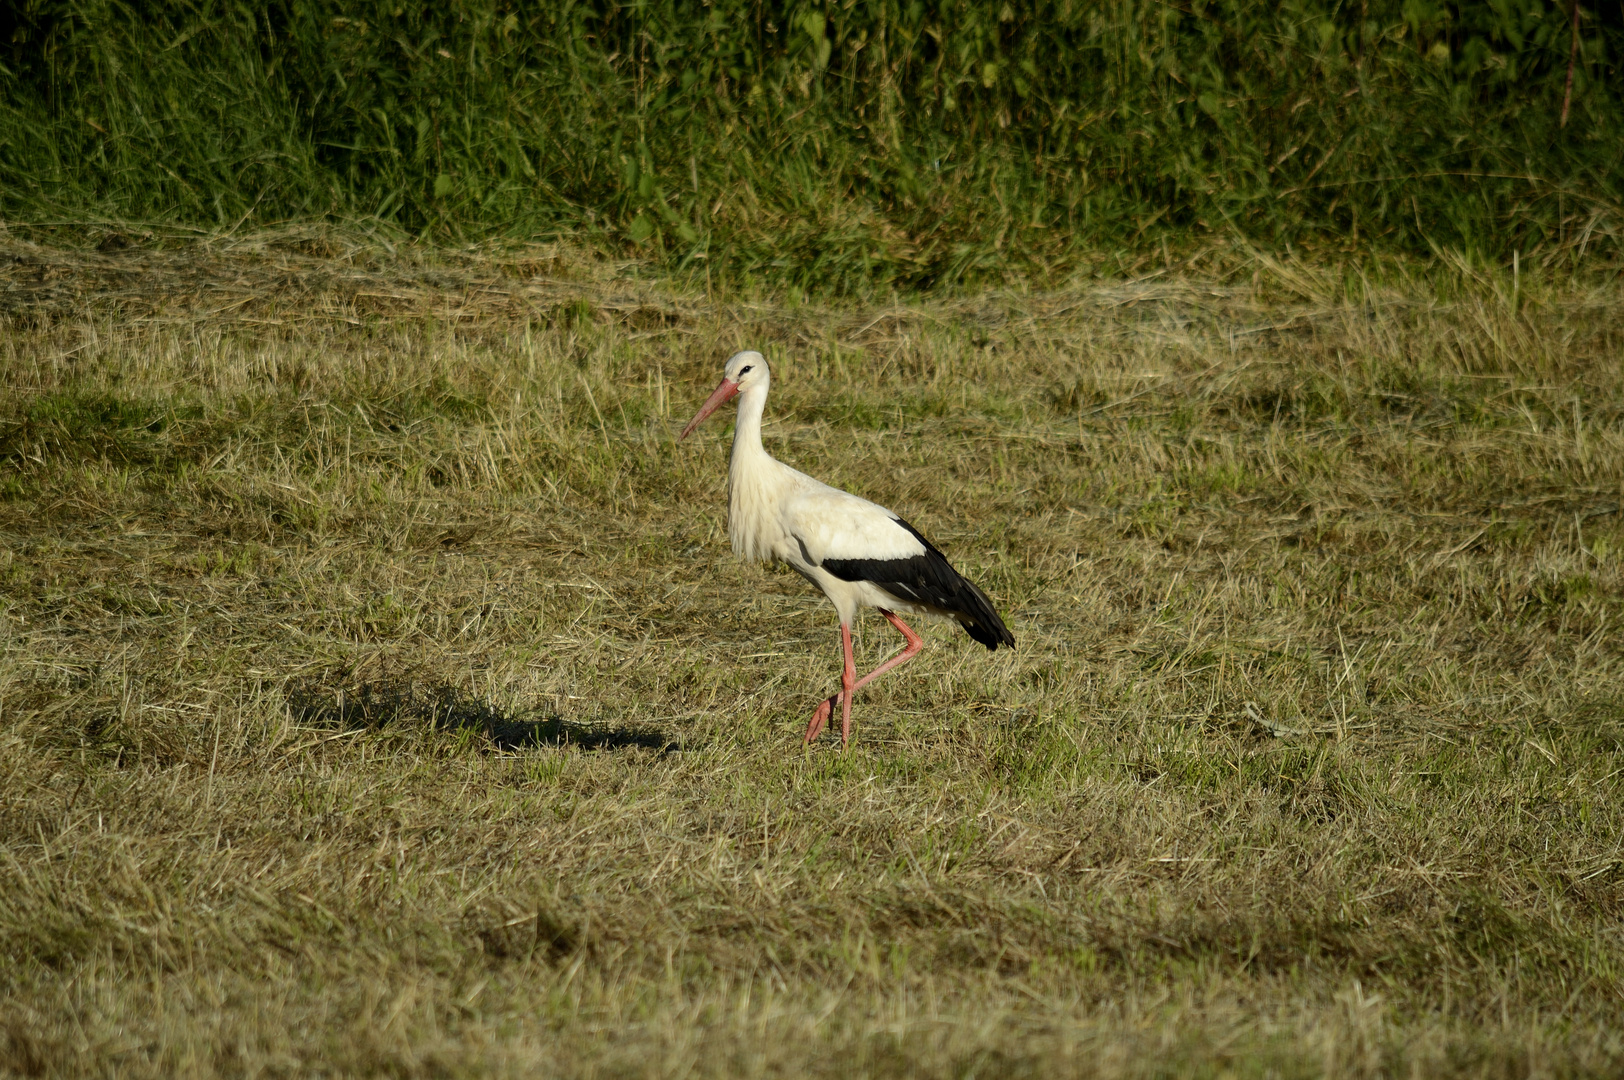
[727,457,786,562]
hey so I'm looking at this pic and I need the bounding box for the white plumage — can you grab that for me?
[680,350,1014,746]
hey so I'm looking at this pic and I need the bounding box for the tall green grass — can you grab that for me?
[3,1,1621,291]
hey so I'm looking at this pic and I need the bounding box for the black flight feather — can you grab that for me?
[820,517,1015,651]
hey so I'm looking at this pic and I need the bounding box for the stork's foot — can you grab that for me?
[804,695,839,743]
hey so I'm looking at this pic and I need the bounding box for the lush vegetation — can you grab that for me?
[4,1,1623,290]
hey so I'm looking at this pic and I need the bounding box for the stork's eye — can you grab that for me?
[739,365,753,375]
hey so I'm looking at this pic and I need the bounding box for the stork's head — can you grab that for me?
[680,351,768,439]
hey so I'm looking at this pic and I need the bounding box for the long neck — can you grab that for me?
[726,379,778,561]
[729,380,771,471]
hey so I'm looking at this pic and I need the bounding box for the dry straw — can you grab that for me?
[1,229,1622,1076]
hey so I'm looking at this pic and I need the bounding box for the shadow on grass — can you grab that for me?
[287,680,675,753]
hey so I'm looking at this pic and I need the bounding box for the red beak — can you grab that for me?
[680,378,739,440]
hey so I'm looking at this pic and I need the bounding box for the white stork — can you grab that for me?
[679,350,1015,746]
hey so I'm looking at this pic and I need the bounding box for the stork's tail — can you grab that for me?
[954,577,1015,651]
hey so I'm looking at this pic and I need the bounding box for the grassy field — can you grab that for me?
[2,230,1623,1077]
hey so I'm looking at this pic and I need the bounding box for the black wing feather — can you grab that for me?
[821,517,1015,651]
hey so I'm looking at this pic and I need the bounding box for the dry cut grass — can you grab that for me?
[2,230,1624,1077]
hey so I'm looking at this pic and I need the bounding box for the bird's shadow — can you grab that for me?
[286,680,675,753]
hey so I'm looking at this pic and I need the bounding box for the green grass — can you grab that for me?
[2,232,1623,1075]
[3,1,1623,293]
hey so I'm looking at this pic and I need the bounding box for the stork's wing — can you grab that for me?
[781,486,927,567]
[781,484,1015,650]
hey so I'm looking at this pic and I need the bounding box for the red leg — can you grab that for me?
[849,611,924,695]
[804,623,855,744]
[804,612,924,746]
[838,623,857,745]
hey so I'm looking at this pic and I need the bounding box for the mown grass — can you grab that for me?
[2,231,1623,1076]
